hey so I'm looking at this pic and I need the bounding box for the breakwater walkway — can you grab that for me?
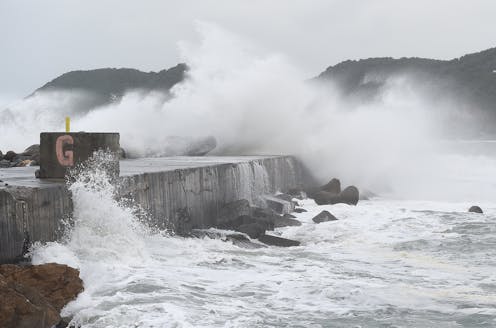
[0,156,303,263]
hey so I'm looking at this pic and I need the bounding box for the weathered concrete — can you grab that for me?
[38,132,120,179]
[0,156,303,263]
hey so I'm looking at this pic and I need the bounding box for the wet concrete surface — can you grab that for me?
[0,156,281,189]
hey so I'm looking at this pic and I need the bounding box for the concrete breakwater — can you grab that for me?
[0,156,303,263]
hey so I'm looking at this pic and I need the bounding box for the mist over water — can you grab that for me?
[1,22,495,201]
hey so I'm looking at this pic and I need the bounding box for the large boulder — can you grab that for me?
[236,223,266,239]
[312,210,338,223]
[287,189,306,200]
[312,191,340,205]
[310,185,360,206]
[468,206,483,214]
[22,144,40,158]
[0,274,60,328]
[321,178,341,194]
[216,199,252,228]
[0,263,84,312]
[339,186,359,205]
[3,150,16,161]
[263,195,295,214]
[273,215,302,228]
[258,234,300,247]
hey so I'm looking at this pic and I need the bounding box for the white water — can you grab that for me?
[30,147,496,327]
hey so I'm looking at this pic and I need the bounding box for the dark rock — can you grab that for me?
[22,144,40,157]
[274,215,302,228]
[263,195,294,214]
[258,234,300,247]
[4,150,16,161]
[226,234,267,249]
[288,188,306,200]
[312,210,338,223]
[312,191,340,205]
[252,207,280,230]
[0,159,10,168]
[468,206,483,214]
[339,186,360,205]
[236,223,266,239]
[294,207,307,213]
[217,199,251,227]
[275,193,293,202]
[311,186,360,206]
[0,150,3,161]
[118,147,127,159]
[0,263,84,312]
[321,178,341,194]
[283,213,296,219]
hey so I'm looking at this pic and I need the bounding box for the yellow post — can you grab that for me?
[65,117,70,133]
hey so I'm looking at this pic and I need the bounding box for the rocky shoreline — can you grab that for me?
[0,263,83,328]
[0,145,40,168]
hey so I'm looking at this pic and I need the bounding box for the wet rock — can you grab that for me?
[294,207,307,213]
[258,234,300,247]
[287,188,306,200]
[312,210,338,223]
[339,186,360,205]
[468,205,483,214]
[321,178,341,194]
[0,274,60,328]
[274,215,302,228]
[236,223,266,239]
[4,150,17,161]
[0,263,84,312]
[263,195,295,214]
[275,193,293,202]
[217,199,251,227]
[226,233,267,249]
[251,208,278,230]
[312,191,340,205]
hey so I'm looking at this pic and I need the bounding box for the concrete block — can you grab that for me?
[37,132,120,179]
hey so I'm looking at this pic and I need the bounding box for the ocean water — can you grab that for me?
[30,151,496,328]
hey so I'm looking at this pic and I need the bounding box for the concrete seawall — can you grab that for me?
[0,156,303,263]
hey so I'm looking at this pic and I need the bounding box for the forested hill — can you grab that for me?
[316,47,496,114]
[32,63,187,110]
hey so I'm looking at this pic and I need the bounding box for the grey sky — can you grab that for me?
[1,0,495,106]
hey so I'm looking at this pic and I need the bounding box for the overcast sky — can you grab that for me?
[1,0,495,105]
